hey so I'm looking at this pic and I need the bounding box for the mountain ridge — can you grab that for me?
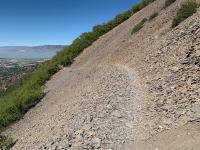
[0,45,66,59]
[0,45,65,52]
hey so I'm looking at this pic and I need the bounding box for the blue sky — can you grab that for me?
[0,0,139,46]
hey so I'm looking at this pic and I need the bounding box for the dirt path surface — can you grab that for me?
[133,122,200,150]
[4,0,200,149]
[5,64,147,150]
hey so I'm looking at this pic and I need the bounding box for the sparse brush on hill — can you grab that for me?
[0,135,16,150]
[149,12,159,21]
[164,0,176,8]
[132,0,156,13]
[0,0,157,132]
[172,1,198,28]
[131,18,147,34]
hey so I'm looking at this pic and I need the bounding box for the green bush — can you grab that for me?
[149,12,159,20]
[172,1,198,28]
[0,0,156,132]
[131,18,147,34]
[133,0,156,13]
[164,0,176,8]
[0,135,16,150]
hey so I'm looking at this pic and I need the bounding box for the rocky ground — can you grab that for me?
[3,0,200,149]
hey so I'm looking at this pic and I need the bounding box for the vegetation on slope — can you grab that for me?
[164,0,176,8]
[172,1,198,28]
[149,12,159,21]
[0,135,16,150]
[0,0,156,131]
[0,62,39,98]
[131,18,148,34]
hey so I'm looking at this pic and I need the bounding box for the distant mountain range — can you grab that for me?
[0,45,66,59]
[0,45,65,53]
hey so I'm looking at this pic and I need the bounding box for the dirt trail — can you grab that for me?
[4,0,200,149]
[133,122,200,150]
[5,64,147,150]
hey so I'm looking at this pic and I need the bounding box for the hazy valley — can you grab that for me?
[0,45,64,96]
[0,45,65,59]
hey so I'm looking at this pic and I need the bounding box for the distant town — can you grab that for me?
[0,58,47,95]
[0,45,65,96]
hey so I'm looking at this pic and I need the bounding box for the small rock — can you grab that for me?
[82,124,92,131]
[158,125,163,129]
[162,118,172,125]
[61,143,69,149]
[85,130,95,138]
[98,111,107,118]
[106,104,113,110]
[119,93,124,97]
[111,110,122,118]
[125,122,134,128]
[75,134,84,142]
[75,130,83,135]
[46,139,55,146]
[92,137,101,149]
[171,66,180,72]
[191,104,200,118]
[72,142,82,148]
[196,50,200,56]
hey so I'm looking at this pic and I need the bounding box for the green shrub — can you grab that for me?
[164,0,176,8]
[149,12,159,20]
[131,18,147,34]
[172,1,198,28]
[0,0,156,132]
[133,0,156,13]
[0,135,16,150]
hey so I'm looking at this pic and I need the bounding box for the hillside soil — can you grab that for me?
[3,0,200,149]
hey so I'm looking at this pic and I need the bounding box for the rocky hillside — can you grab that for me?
[3,0,200,149]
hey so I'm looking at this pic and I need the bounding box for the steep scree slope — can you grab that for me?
[4,0,200,149]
